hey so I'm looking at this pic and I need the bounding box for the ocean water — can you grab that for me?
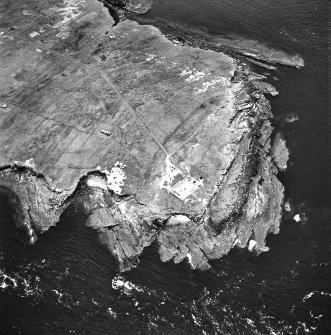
[0,0,329,334]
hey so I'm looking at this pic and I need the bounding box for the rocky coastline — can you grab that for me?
[0,0,297,272]
[128,17,305,70]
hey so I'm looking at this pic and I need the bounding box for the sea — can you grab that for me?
[0,0,329,334]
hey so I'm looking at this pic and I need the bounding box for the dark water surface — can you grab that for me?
[0,0,330,334]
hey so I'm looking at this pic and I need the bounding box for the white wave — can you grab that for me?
[0,267,43,298]
[107,307,117,318]
[309,311,323,320]
[303,290,331,302]
[52,289,64,303]
[112,275,144,295]
[0,269,18,290]
[101,161,127,195]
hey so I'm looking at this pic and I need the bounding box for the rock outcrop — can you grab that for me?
[0,0,291,271]
[99,0,153,15]
[125,0,153,14]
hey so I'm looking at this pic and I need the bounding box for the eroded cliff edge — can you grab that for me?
[0,0,290,271]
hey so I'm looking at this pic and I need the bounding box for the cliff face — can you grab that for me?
[0,0,287,271]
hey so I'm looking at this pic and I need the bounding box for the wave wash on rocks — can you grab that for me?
[0,0,292,271]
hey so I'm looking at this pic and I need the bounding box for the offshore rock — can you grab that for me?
[0,0,289,271]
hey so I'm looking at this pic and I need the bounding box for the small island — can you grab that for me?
[0,0,293,271]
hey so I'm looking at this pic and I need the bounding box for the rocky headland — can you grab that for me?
[0,0,297,271]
